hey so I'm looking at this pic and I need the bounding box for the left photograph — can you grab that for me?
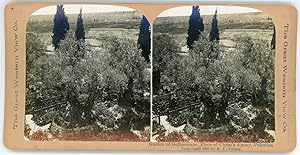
[25,4,151,141]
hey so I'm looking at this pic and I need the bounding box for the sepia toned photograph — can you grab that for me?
[152,6,275,143]
[25,4,151,141]
[3,2,298,151]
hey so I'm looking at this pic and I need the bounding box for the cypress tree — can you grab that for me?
[138,15,151,63]
[271,26,276,50]
[187,6,204,49]
[52,5,70,50]
[75,8,85,41]
[209,9,220,42]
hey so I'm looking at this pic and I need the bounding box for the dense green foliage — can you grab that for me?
[26,33,47,113]
[152,34,180,94]
[154,33,275,141]
[26,32,149,130]
[27,6,150,133]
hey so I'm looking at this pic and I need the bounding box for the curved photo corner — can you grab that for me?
[152,5,275,143]
[25,4,151,141]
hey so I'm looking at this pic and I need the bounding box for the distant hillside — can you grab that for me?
[154,12,274,34]
[27,11,142,33]
[28,11,274,35]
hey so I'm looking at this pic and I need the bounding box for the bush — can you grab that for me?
[154,33,275,141]
[27,32,150,130]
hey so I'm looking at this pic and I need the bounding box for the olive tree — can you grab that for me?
[29,32,129,128]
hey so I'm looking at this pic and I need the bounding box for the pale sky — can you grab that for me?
[158,6,262,17]
[32,5,134,15]
[32,5,261,16]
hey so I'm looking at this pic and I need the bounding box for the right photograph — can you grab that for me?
[152,6,275,143]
